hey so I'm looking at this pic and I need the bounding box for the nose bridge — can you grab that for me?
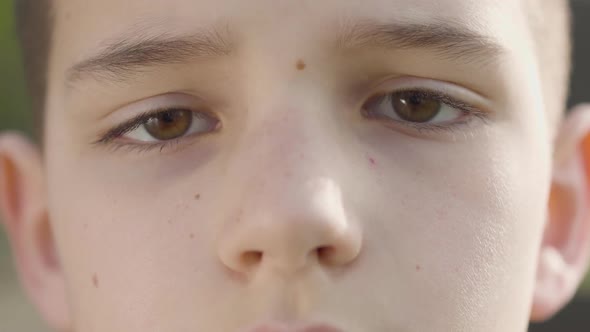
[239,76,335,182]
[234,84,340,224]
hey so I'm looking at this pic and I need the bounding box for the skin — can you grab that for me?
[2,0,590,331]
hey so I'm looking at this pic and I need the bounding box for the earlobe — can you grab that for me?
[0,132,71,331]
[531,105,590,322]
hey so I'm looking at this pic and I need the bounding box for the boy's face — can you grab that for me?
[4,0,589,331]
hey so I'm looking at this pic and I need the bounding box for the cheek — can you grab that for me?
[361,129,550,328]
[45,153,226,330]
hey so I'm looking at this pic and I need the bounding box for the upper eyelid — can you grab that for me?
[361,76,493,112]
[394,89,480,113]
[364,88,481,118]
[98,91,209,122]
[89,92,197,123]
[378,76,493,100]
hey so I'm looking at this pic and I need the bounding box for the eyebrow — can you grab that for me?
[66,19,505,86]
[66,27,233,85]
[335,19,506,66]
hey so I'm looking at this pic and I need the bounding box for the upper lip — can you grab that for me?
[242,322,344,332]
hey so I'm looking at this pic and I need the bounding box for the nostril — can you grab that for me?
[241,250,263,268]
[317,245,336,264]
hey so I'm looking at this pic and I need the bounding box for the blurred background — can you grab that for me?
[1,0,590,331]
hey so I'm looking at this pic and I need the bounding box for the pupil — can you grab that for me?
[408,94,423,105]
[161,113,175,123]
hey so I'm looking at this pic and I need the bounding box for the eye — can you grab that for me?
[362,90,464,125]
[122,108,219,143]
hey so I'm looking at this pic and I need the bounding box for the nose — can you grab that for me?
[217,176,362,277]
[215,62,364,278]
[215,103,363,277]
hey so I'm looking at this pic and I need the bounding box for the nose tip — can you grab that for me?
[217,177,362,277]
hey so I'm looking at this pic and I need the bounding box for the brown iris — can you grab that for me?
[144,109,193,140]
[392,91,441,123]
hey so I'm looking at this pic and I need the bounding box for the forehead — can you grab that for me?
[52,0,530,52]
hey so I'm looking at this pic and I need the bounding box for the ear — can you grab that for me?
[530,104,590,322]
[0,132,71,331]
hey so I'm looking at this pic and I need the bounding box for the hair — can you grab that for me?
[13,0,572,139]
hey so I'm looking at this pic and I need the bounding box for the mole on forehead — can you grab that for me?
[296,59,306,71]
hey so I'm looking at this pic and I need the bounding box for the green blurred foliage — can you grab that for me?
[0,0,590,297]
[0,0,32,134]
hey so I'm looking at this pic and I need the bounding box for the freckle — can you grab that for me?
[92,274,99,288]
[296,59,306,71]
[194,193,201,200]
[189,233,195,239]
[416,265,421,271]
[167,219,173,225]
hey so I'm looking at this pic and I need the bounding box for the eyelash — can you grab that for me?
[93,107,208,153]
[362,88,489,133]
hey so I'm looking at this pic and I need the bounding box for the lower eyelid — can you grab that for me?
[101,138,184,154]
[380,117,482,139]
